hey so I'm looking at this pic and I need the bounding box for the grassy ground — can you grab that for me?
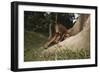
[42,48,90,61]
[24,31,47,61]
[24,31,90,62]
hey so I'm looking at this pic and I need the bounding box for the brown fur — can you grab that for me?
[44,23,70,49]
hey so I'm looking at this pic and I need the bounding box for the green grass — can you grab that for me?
[24,31,90,62]
[24,31,48,61]
[40,48,90,61]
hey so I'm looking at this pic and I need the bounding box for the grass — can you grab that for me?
[41,48,90,61]
[24,31,90,62]
[24,31,48,61]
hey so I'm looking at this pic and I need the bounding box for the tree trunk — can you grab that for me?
[42,14,90,55]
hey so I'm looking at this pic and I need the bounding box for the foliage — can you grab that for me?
[24,11,75,36]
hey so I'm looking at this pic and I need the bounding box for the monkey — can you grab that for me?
[44,23,70,49]
[43,13,75,49]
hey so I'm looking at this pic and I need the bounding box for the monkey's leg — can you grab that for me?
[44,34,58,49]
